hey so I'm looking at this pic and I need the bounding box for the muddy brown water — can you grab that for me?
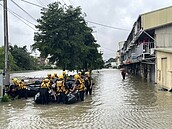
[0,69,172,129]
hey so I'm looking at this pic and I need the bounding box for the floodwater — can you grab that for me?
[1,69,172,129]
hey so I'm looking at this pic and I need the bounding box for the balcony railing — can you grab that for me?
[122,42,155,64]
[143,42,154,54]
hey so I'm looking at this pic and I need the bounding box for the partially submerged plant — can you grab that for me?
[1,93,11,102]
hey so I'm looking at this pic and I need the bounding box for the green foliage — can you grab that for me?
[0,45,40,71]
[33,2,104,71]
[1,93,11,102]
[0,46,19,71]
[9,45,38,70]
[106,58,116,63]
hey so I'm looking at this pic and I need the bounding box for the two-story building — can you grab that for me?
[120,6,172,87]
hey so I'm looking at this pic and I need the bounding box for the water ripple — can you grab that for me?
[1,69,172,129]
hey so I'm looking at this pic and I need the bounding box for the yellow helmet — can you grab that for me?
[12,78,17,81]
[62,71,66,75]
[44,79,49,83]
[85,72,89,75]
[59,75,64,79]
[74,74,80,79]
[54,73,57,76]
[12,78,18,83]
[47,73,51,76]
[51,75,55,79]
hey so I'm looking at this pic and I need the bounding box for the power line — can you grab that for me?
[10,0,37,21]
[8,8,35,26]
[16,0,129,32]
[86,20,130,31]
[61,0,70,7]
[101,46,115,52]
[61,0,66,5]
[21,0,45,8]
[0,3,36,31]
[68,0,73,5]
[10,12,36,30]
[36,0,45,6]
[62,0,73,6]
[39,0,51,6]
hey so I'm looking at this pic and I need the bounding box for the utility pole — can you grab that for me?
[3,0,10,86]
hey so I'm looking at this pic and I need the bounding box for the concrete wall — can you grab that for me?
[156,51,172,89]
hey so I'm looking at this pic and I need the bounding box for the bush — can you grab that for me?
[1,93,11,102]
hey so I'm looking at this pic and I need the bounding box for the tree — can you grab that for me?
[0,46,18,71]
[106,58,116,63]
[33,2,103,71]
[9,45,38,70]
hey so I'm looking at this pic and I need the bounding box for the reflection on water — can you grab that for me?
[1,69,172,128]
[10,69,65,78]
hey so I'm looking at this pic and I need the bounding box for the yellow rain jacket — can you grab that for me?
[41,82,50,89]
[76,78,86,92]
[19,81,27,89]
[56,80,68,94]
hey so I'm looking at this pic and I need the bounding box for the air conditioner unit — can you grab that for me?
[142,53,150,60]
[142,53,145,60]
[150,48,154,55]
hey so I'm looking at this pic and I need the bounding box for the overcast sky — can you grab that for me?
[0,0,172,60]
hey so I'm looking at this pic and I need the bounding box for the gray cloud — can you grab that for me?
[0,0,172,60]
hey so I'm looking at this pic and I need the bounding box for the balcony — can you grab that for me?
[143,42,154,54]
[122,42,155,65]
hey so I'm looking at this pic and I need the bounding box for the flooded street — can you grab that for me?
[1,69,172,129]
